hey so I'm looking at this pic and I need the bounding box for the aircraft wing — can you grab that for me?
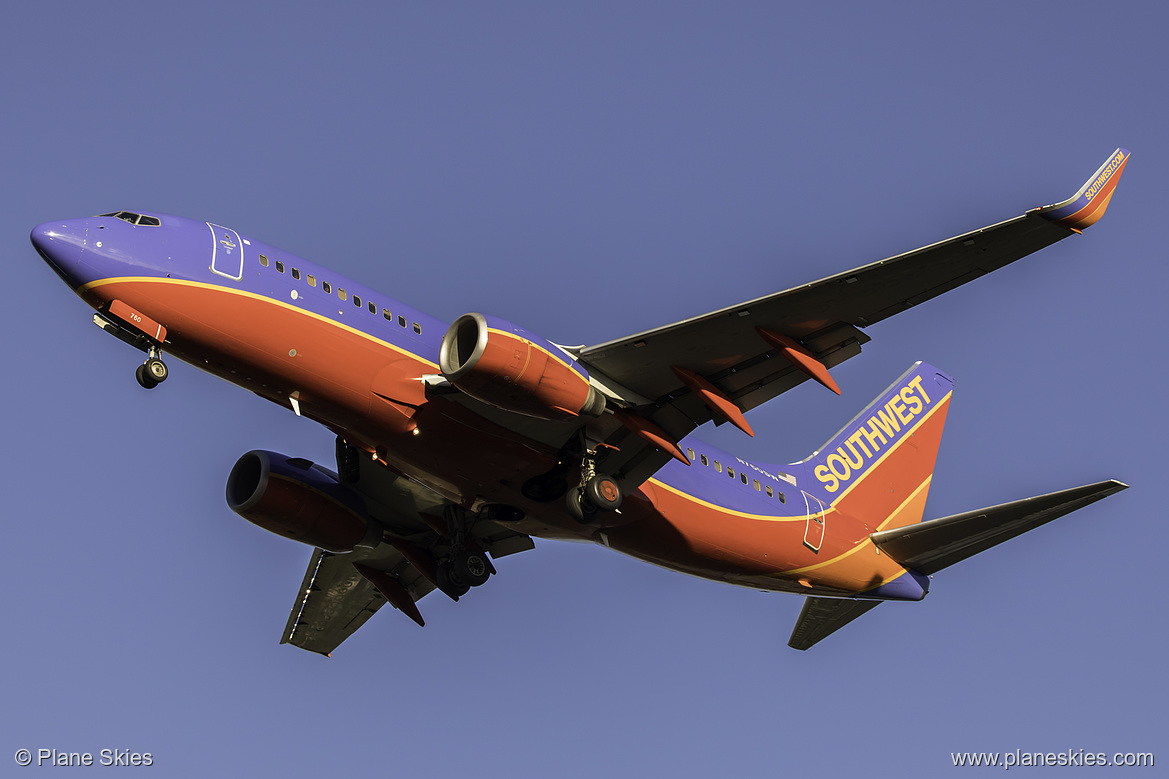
[280,453,535,655]
[579,149,1129,488]
[281,545,430,656]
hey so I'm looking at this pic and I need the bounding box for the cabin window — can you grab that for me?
[259,254,270,267]
[778,492,786,503]
[714,461,722,473]
[383,308,392,321]
[275,261,285,273]
[353,294,362,308]
[727,467,735,479]
[338,288,347,301]
[369,301,376,314]
[766,485,774,498]
[322,281,331,294]
[413,322,421,334]
[686,448,695,461]
[700,454,709,466]
[741,473,748,485]
[306,274,316,287]
[291,268,301,280]
[398,315,406,328]
[753,479,761,491]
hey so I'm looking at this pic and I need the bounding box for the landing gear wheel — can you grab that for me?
[585,474,622,511]
[135,363,158,390]
[566,489,600,524]
[452,548,491,587]
[144,357,168,383]
[436,561,471,598]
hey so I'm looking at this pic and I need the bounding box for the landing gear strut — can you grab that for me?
[135,347,168,390]
[335,437,361,484]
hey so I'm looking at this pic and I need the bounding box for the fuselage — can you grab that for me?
[32,211,930,601]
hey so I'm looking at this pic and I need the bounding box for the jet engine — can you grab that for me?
[439,312,606,420]
[226,450,379,553]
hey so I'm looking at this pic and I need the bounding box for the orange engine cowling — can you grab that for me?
[439,312,606,421]
[225,450,378,553]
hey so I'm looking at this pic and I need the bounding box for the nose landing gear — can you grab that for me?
[135,348,169,390]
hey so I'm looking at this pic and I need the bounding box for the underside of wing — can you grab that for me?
[279,451,535,655]
[281,546,428,656]
[787,597,882,650]
[582,212,1072,409]
[576,150,1128,491]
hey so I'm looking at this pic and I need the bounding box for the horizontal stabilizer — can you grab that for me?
[787,597,882,651]
[870,480,1128,576]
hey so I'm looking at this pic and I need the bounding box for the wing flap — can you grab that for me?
[870,480,1128,576]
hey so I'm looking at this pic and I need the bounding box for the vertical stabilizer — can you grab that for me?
[802,362,954,533]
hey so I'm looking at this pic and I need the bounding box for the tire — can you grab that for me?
[144,357,168,383]
[585,474,622,511]
[452,549,491,587]
[566,489,599,524]
[436,562,470,598]
[135,364,158,390]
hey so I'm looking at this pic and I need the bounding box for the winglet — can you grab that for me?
[1034,148,1129,231]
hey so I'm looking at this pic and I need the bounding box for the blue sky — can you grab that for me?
[3,2,1163,775]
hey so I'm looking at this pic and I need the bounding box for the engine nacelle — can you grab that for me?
[439,312,606,421]
[226,450,379,553]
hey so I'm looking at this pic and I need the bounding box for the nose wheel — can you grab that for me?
[135,350,169,390]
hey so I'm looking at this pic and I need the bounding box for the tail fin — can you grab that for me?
[802,361,954,532]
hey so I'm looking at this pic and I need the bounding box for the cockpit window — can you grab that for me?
[98,211,160,227]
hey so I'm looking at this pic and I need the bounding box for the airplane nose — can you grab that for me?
[31,219,88,287]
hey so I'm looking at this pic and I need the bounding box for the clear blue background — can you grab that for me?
[3,2,1162,775]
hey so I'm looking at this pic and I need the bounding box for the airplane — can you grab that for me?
[31,148,1130,653]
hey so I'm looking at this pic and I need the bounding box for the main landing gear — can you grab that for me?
[135,348,169,390]
[334,437,501,601]
[565,447,623,524]
[436,504,495,598]
[522,434,624,524]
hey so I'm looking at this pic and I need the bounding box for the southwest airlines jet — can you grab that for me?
[32,149,1129,653]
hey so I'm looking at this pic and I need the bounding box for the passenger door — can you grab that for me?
[208,223,244,281]
[802,491,826,552]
